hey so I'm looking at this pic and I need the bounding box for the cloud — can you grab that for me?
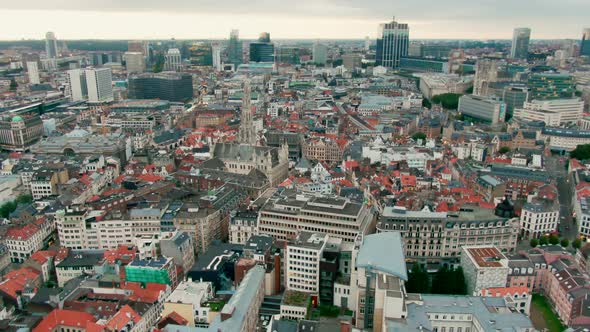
[0,0,587,39]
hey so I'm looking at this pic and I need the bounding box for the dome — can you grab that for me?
[65,128,90,138]
[11,115,23,123]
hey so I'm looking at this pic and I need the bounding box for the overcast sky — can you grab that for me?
[0,0,588,40]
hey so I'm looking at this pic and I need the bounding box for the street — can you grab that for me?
[545,156,577,240]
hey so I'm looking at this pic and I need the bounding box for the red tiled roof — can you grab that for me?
[160,311,189,326]
[135,174,163,183]
[33,309,97,332]
[481,286,530,297]
[0,267,41,299]
[30,250,57,265]
[105,305,141,331]
[104,245,137,264]
[6,223,40,241]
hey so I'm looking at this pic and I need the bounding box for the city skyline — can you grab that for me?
[0,0,588,40]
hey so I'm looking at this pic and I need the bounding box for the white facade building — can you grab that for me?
[27,61,40,84]
[124,52,146,74]
[513,98,584,126]
[66,68,87,101]
[165,48,182,71]
[285,232,328,294]
[86,68,113,103]
[461,246,510,296]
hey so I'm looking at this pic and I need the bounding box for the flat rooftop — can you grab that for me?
[465,246,507,268]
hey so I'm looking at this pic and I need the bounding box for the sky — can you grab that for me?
[0,0,588,40]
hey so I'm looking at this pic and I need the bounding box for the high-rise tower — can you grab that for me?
[510,28,531,60]
[238,80,256,145]
[228,29,243,66]
[581,28,590,57]
[376,17,409,69]
[45,32,59,59]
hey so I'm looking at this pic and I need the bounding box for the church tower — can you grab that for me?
[238,80,257,145]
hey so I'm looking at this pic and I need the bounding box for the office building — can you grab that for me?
[66,68,88,101]
[342,54,362,70]
[277,46,301,65]
[45,31,58,59]
[528,72,575,100]
[513,98,584,126]
[461,246,510,296]
[458,95,507,125]
[189,43,213,66]
[510,28,531,60]
[27,61,40,84]
[581,28,590,57]
[312,43,327,65]
[399,57,449,73]
[128,72,193,102]
[124,51,145,74]
[473,59,498,96]
[249,38,275,63]
[502,85,528,118]
[285,232,329,294]
[375,17,409,69]
[377,206,519,263]
[258,194,375,243]
[165,48,182,71]
[85,68,114,103]
[227,29,243,66]
[0,114,43,151]
[212,44,222,70]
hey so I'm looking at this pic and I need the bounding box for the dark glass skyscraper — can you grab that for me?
[581,28,590,57]
[227,29,243,66]
[189,43,213,66]
[376,18,409,69]
[249,33,274,63]
[128,72,193,102]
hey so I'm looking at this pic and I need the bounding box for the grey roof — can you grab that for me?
[213,142,281,166]
[356,232,408,281]
[388,295,534,332]
[57,251,104,268]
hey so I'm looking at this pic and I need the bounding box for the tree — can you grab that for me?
[431,266,467,295]
[572,238,583,250]
[9,78,17,91]
[560,239,570,248]
[498,146,511,154]
[450,267,467,295]
[152,53,166,73]
[431,93,462,110]
[406,264,430,294]
[549,235,560,245]
[539,235,549,245]
[0,201,17,218]
[422,98,432,109]
[412,132,427,142]
[16,194,32,205]
[570,144,590,161]
[530,238,539,248]
[431,266,450,294]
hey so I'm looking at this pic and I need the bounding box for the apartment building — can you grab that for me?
[258,194,376,243]
[378,206,519,263]
[285,232,328,294]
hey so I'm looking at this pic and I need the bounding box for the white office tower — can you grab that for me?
[212,44,222,71]
[85,68,113,103]
[26,61,40,84]
[164,48,182,71]
[124,52,145,74]
[66,69,87,101]
[364,36,371,51]
[45,32,59,59]
[312,43,327,65]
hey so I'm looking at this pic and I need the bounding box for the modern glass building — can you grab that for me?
[277,46,301,65]
[128,72,193,102]
[249,42,274,63]
[399,57,449,73]
[502,85,529,119]
[189,42,213,66]
[376,18,409,69]
[581,28,590,57]
[510,28,531,60]
[527,73,575,100]
[45,31,58,59]
[227,29,243,66]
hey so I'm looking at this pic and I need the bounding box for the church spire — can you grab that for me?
[238,79,257,145]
